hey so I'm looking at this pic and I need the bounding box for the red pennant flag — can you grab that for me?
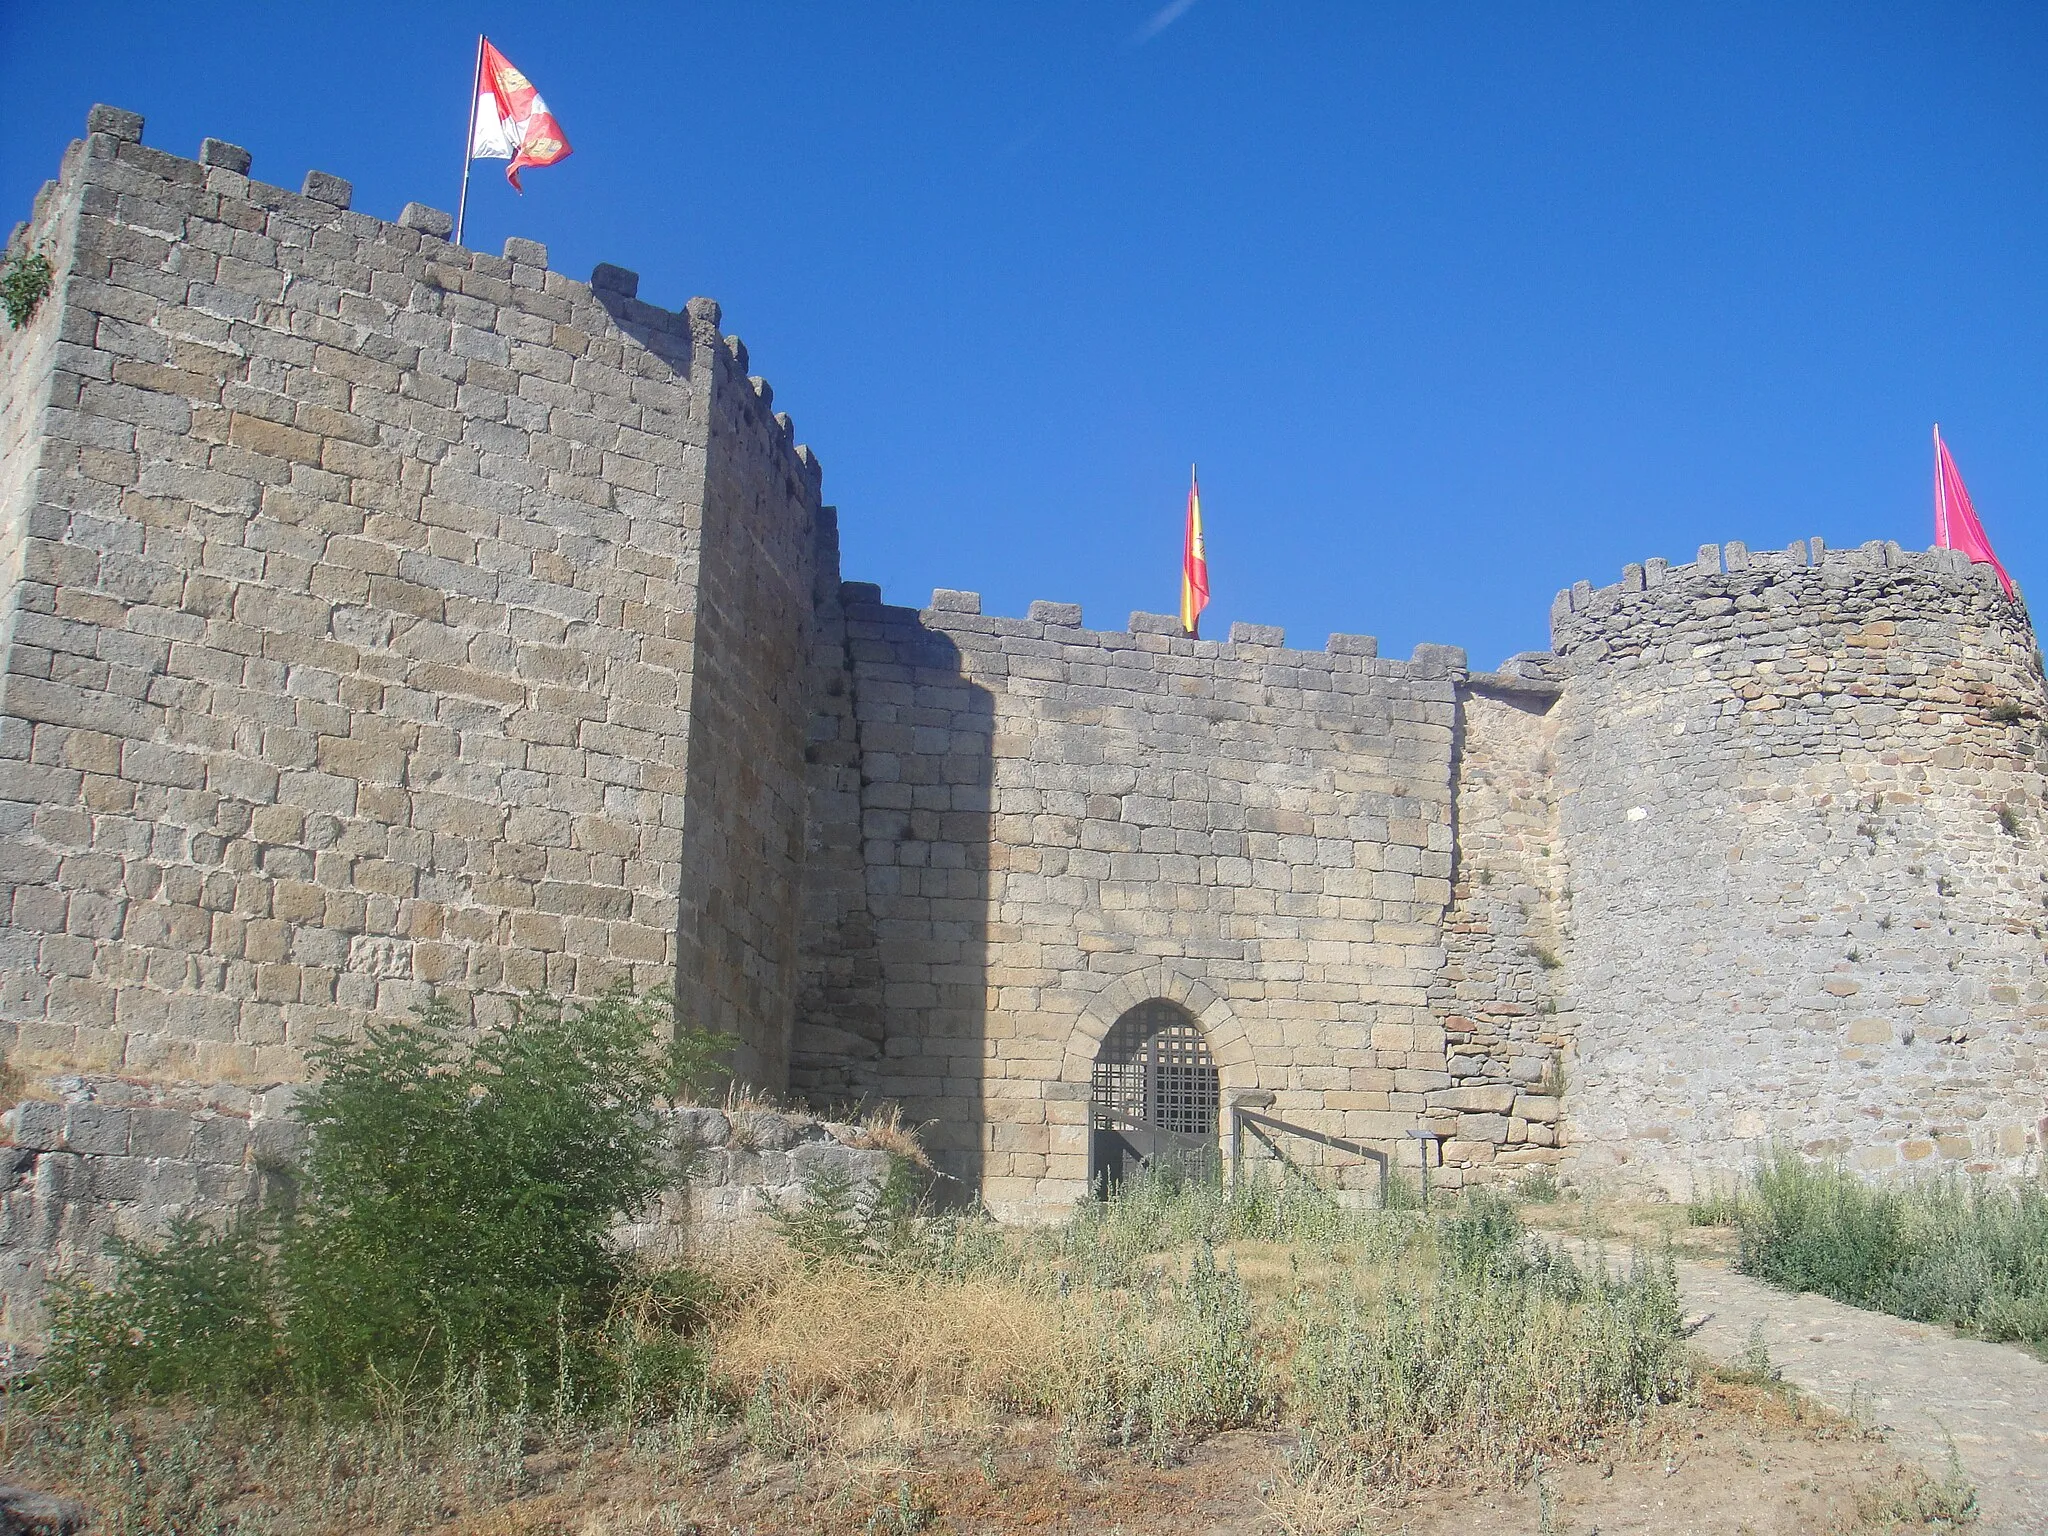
[1934,427,2015,599]
[470,39,572,191]
[1181,465,1210,638]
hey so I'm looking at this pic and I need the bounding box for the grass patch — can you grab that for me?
[1735,1149,2048,1350]
[4,1097,1699,1528]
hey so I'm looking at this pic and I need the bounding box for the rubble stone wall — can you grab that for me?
[0,1091,886,1340]
[1551,539,2048,1191]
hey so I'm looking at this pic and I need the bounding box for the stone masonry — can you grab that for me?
[0,109,2043,1329]
[1553,539,2048,1193]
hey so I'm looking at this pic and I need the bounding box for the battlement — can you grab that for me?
[4,105,822,500]
[838,583,1471,682]
[1550,536,2026,654]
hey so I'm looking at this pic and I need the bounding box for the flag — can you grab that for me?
[1181,465,1210,637]
[1934,427,2015,599]
[470,39,571,191]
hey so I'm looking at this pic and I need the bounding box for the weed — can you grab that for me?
[1737,1150,2048,1349]
[1,247,52,328]
[1511,1167,1563,1204]
[1996,805,2022,837]
[1987,701,2026,725]
[1525,945,1563,971]
[1686,1184,1746,1227]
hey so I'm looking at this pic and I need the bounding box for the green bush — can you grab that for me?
[45,984,730,1410]
[2,247,53,329]
[285,985,671,1400]
[1737,1149,2048,1349]
[44,1215,285,1400]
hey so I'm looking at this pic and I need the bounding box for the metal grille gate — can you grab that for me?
[1089,1000,1220,1192]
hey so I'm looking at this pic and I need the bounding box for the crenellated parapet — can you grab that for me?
[1550,536,2030,666]
[1545,530,2048,1193]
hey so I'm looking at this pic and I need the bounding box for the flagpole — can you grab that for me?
[455,34,484,247]
[1933,424,1948,549]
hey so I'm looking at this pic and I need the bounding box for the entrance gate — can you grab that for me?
[1088,999,1220,1192]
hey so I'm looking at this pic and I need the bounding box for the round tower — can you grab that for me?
[1550,538,2048,1191]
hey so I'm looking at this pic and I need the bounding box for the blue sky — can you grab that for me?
[5,3,2044,667]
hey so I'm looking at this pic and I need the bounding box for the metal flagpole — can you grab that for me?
[455,34,484,247]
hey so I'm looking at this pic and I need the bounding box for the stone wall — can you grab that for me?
[672,327,823,1088]
[0,108,825,1104]
[1552,539,2048,1191]
[1428,656,1570,1170]
[793,590,1473,1218]
[0,1090,889,1340]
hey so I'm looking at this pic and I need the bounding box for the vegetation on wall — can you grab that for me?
[1,247,53,329]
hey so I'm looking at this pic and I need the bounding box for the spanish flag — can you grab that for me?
[1181,465,1209,637]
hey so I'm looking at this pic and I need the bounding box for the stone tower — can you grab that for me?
[1550,539,2048,1191]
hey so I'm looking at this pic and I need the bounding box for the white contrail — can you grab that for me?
[1133,0,1201,45]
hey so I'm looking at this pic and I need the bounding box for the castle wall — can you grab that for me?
[1429,663,1570,1165]
[793,592,1472,1217]
[671,333,823,1088]
[0,109,825,1105]
[1552,539,2048,1191]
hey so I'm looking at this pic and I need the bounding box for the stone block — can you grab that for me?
[1326,633,1377,656]
[1428,1085,1513,1114]
[929,589,981,614]
[300,170,352,207]
[63,1105,129,1157]
[669,1107,731,1148]
[1407,642,1467,677]
[198,138,252,173]
[9,1102,66,1152]
[399,203,454,238]
[1028,601,1083,627]
[1229,622,1285,647]
[1129,611,1183,636]
[1512,1095,1560,1124]
[590,263,639,297]
[87,104,145,141]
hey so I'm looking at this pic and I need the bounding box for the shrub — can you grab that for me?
[43,1214,285,1400]
[2,247,53,329]
[283,985,673,1400]
[45,984,732,1410]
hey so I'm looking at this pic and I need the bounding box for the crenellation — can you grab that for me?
[198,139,253,175]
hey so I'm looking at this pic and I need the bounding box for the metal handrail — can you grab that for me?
[1230,1106,1390,1205]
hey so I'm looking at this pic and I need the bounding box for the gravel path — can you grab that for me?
[1676,1258,2048,1534]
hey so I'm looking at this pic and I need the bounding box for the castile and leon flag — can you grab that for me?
[1181,465,1210,638]
[1934,426,2015,600]
[470,38,571,190]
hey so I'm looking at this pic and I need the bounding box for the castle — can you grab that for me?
[1,107,2044,1327]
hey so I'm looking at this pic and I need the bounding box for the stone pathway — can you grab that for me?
[1675,1258,2048,1534]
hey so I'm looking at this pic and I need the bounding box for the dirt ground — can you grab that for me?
[413,1377,1955,1536]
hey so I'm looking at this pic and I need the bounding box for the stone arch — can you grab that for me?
[1058,964,1256,1097]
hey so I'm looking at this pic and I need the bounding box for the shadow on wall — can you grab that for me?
[795,600,993,1201]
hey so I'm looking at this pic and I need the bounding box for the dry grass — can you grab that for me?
[708,1255,1070,1413]
[841,1102,936,1170]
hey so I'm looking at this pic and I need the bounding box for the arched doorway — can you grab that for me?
[1089,999,1220,1192]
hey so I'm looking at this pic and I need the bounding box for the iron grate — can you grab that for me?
[1090,999,1219,1137]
